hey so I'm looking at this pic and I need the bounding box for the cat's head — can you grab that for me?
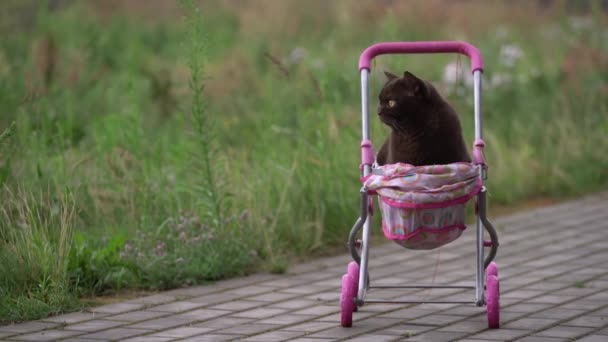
[377,71,433,126]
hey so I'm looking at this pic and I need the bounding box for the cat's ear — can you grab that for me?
[384,71,399,81]
[403,71,430,98]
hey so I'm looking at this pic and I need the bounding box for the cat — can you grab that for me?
[376,71,471,166]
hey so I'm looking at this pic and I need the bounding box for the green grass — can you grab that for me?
[0,0,607,322]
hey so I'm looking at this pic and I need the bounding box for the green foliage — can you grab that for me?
[0,1,606,322]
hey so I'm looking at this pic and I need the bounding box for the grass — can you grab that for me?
[0,0,606,323]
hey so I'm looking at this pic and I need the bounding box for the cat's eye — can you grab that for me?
[388,100,396,108]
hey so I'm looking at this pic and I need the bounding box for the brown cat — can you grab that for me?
[376,71,471,166]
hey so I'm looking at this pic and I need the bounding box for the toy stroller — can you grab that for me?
[340,41,500,329]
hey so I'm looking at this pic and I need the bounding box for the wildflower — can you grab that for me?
[568,16,593,32]
[175,257,184,264]
[287,47,307,65]
[499,44,524,68]
[154,241,167,256]
[179,231,187,242]
[442,61,473,88]
[490,73,513,88]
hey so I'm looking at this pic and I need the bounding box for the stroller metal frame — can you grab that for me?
[343,41,500,326]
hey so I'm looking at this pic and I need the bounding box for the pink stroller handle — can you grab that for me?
[359,41,483,73]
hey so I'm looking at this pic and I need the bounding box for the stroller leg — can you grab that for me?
[475,195,485,307]
[357,216,371,305]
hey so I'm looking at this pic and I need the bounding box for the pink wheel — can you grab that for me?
[340,274,356,327]
[347,262,359,312]
[486,274,500,329]
[486,261,498,278]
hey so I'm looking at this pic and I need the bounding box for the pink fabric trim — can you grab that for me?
[359,41,484,73]
[382,221,466,241]
[380,179,482,209]
[361,139,375,166]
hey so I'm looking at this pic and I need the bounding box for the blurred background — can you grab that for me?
[0,0,606,323]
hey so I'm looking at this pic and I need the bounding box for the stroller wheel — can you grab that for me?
[486,261,498,278]
[340,274,356,327]
[486,271,500,329]
[347,262,359,312]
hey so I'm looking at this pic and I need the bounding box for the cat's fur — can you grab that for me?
[376,71,471,166]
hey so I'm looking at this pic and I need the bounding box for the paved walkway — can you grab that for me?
[2,192,608,342]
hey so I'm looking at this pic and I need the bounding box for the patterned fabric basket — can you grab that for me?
[363,163,481,250]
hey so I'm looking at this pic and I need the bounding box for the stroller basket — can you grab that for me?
[364,162,481,250]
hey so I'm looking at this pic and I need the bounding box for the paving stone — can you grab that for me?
[64,319,124,332]
[225,285,274,296]
[562,315,608,327]
[515,337,568,342]
[79,328,150,340]
[247,291,297,302]
[528,295,577,305]
[529,308,586,320]
[305,325,379,339]
[503,303,553,313]
[175,308,231,321]
[469,328,533,340]
[215,323,281,335]
[104,309,168,322]
[503,317,559,330]
[43,312,105,324]
[379,324,435,336]
[305,291,341,302]
[208,300,265,311]
[502,289,546,299]
[269,299,318,310]
[536,325,594,338]
[12,329,84,341]
[437,320,489,333]
[60,338,108,342]
[257,314,316,325]
[378,308,435,319]
[346,334,398,342]
[189,292,237,305]
[121,337,173,342]
[288,338,337,342]
[126,294,176,305]
[0,331,15,339]
[151,326,212,338]
[90,302,144,314]
[128,315,198,330]
[405,330,469,341]
[280,320,337,332]
[242,330,305,341]
[178,334,242,341]
[595,327,608,335]
[192,316,253,330]
[290,305,339,316]
[0,321,59,334]
[577,335,608,342]
[282,285,331,295]
[407,314,464,326]
[230,307,287,319]
[148,300,206,312]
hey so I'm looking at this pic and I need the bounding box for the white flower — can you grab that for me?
[568,16,593,32]
[499,44,524,67]
[442,61,473,87]
[287,47,308,65]
[490,73,513,88]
